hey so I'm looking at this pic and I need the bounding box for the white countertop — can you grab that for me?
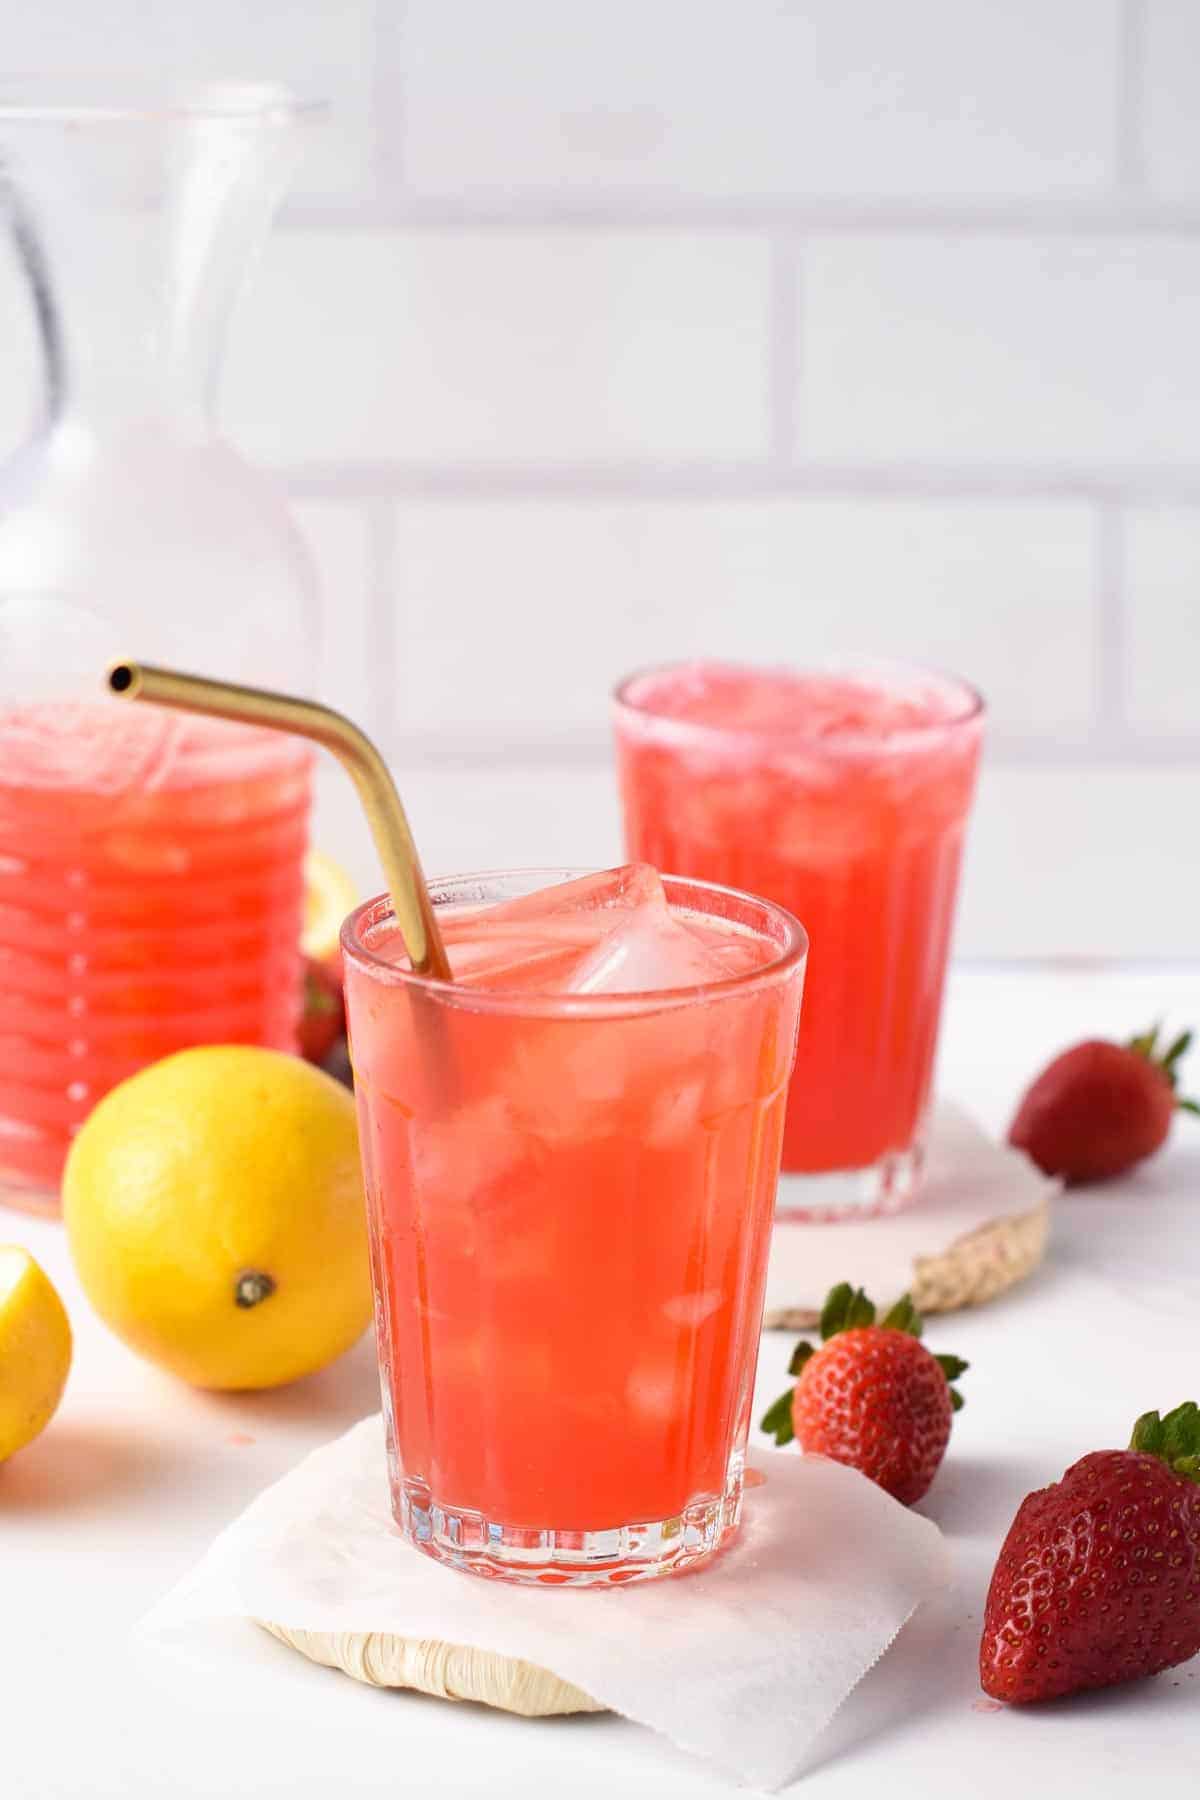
[5,966,1200,1798]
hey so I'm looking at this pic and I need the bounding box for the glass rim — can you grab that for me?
[341,866,808,1018]
[0,77,324,125]
[612,656,986,755]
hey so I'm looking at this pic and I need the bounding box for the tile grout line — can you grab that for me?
[369,0,409,202]
[283,463,1200,503]
[364,497,399,745]
[767,233,802,469]
[277,199,1200,235]
[1095,504,1130,740]
[356,733,1200,773]
[1115,0,1149,192]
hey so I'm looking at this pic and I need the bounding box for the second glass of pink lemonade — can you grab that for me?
[613,662,984,1218]
[343,865,806,1585]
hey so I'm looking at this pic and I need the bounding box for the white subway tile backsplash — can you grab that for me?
[1142,1,1200,198]
[1125,506,1200,736]
[223,231,770,464]
[1,0,1199,964]
[385,497,1096,742]
[959,765,1200,958]
[315,757,1200,962]
[401,0,1119,201]
[6,2,376,202]
[290,498,375,724]
[313,760,624,902]
[800,236,1200,467]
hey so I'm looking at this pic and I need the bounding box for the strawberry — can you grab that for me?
[760,1283,966,1505]
[1009,1022,1198,1185]
[298,954,345,1067]
[980,1403,1200,1704]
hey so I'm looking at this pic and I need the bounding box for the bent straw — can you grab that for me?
[106,661,452,981]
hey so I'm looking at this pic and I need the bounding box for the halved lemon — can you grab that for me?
[0,1248,72,1462]
[302,851,358,962]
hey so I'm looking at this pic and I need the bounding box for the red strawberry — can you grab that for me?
[760,1283,966,1505]
[298,954,345,1067]
[980,1403,1200,1704]
[1009,1022,1198,1185]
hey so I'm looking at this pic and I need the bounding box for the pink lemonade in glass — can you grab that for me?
[614,663,984,1218]
[342,865,806,1585]
[0,703,312,1207]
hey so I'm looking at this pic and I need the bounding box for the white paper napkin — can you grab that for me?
[141,1416,950,1791]
[767,1100,1057,1318]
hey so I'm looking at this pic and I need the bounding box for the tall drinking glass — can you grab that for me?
[613,662,984,1219]
[342,868,806,1586]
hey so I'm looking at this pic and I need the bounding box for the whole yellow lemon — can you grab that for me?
[0,1247,72,1460]
[63,1047,371,1391]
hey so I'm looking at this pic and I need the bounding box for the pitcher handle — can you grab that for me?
[1,163,64,436]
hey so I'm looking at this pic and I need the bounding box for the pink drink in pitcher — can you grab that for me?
[0,703,312,1205]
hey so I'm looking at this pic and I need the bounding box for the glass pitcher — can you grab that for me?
[0,81,321,1212]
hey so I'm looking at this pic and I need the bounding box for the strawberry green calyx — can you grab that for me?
[758,1282,969,1445]
[1129,1401,1200,1483]
[935,1354,969,1412]
[760,1388,796,1446]
[1127,1023,1200,1114]
[880,1294,924,1337]
[820,1281,877,1338]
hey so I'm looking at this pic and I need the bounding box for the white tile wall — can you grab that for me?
[960,764,1200,960]
[224,231,771,465]
[1141,0,1200,198]
[292,499,375,722]
[313,758,1200,963]
[800,236,1200,468]
[8,1,376,201]
[387,497,1097,742]
[6,1,1200,958]
[401,0,1121,201]
[1126,507,1200,735]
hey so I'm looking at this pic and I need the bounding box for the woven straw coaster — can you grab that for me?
[763,1101,1056,1330]
[259,1623,602,1715]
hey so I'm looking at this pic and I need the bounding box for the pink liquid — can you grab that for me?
[615,663,983,1192]
[344,868,806,1579]
[0,703,312,1206]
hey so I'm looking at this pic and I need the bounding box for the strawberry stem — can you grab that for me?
[1127,1021,1199,1112]
[881,1295,924,1337]
[1129,1402,1200,1484]
[820,1282,875,1338]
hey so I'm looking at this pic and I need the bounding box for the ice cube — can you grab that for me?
[442,865,696,993]
[446,922,598,991]
[441,865,754,999]
[624,1357,681,1427]
[562,902,733,996]
[476,863,665,923]
[661,1289,726,1328]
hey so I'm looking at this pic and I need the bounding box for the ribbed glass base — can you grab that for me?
[776,1139,923,1222]
[394,1460,744,1587]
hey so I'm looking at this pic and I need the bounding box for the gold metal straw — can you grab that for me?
[106,660,453,981]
